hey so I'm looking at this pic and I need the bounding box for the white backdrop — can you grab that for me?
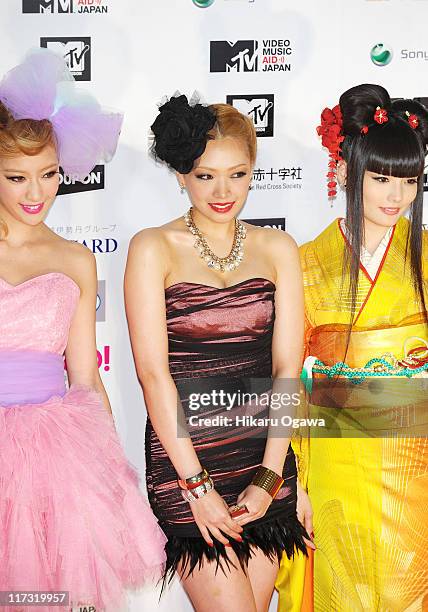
[2,1,428,609]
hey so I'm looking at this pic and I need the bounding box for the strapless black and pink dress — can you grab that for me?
[145,278,307,579]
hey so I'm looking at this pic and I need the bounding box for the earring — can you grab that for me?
[180,184,186,194]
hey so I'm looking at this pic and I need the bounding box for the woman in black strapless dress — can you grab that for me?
[125,96,313,611]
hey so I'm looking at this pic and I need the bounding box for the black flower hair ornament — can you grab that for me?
[150,93,216,174]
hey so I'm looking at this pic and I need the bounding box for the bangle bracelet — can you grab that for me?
[186,468,209,484]
[178,476,210,491]
[181,477,214,502]
[251,466,284,499]
[177,468,210,490]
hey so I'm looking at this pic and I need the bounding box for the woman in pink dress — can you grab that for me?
[0,50,166,612]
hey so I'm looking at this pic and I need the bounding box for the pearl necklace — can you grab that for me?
[184,207,247,272]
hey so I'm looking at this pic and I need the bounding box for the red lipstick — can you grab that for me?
[208,202,235,214]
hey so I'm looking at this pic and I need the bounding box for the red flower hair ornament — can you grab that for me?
[316,104,345,199]
[406,110,419,129]
[374,106,388,124]
[361,107,419,135]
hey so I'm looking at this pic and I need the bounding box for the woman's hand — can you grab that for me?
[296,480,316,550]
[190,489,243,546]
[232,484,272,527]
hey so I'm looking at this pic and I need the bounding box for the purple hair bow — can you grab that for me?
[0,49,123,180]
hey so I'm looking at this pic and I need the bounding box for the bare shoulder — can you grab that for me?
[48,230,93,261]
[128,218,185,263]
[246,225,300,282]
[51,235,96,289]
[46,232,97,291]
[63,239,95,268]
[127,225,178,286]
[246,223,298,254]
[128,225,171,259]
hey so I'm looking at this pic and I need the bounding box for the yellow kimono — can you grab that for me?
[277,217,428,611]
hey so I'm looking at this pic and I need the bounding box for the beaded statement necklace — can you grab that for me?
[184,207,247,272]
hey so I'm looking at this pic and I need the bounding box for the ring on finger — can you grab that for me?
[230,504,249,518]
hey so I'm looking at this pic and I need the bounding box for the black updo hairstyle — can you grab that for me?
[339,83,428,325]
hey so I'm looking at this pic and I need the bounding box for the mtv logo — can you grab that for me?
[40,38,91,81]
[23,0,73,13]
[226,94,274,137]
[210,40,258,72]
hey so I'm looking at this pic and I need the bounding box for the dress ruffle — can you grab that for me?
[164,514,308,586]
[0,386,166,612]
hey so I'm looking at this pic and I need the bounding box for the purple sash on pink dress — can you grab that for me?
[0,350,65,406]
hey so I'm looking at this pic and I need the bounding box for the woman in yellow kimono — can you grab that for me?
[277,84,428,611]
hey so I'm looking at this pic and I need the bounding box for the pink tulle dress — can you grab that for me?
[0,272,167,612]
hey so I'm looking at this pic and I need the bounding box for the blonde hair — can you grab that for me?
[207,103,257,165]
[0,102,56,238]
